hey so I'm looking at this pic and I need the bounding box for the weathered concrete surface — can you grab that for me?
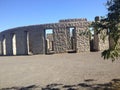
[0,52,120,89]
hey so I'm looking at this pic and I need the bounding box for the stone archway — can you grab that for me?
[45,29,54,54]
[66,27,76,53]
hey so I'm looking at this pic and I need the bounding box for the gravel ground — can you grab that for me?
[0,52,120,90]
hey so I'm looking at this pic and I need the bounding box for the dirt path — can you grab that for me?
[0,52,120,89]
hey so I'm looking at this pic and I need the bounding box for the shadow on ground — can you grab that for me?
[0,85,38,90]
[1,79,120,90]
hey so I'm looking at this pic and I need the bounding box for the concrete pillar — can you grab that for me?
[6,33,13,55]
[24,31,29,54]
[94,32,109,51]
[53,27,67,53]
[76,27,90,52]
[93,17,109,51]
[93,31,99,51]
[66,27,71,50]
[15,31,28,55]
[29,29,45,54]
[0,35,3,55]
[72,29,76,50]
[0,41,2,55]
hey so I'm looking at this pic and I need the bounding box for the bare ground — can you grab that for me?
[0,52,120,90]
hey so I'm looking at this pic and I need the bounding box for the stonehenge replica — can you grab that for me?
[0,18,109,56]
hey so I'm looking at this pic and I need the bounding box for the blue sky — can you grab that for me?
[0,0,107,32]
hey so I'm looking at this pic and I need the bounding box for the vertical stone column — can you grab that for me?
[93,16,100,51]
[0,35,3,55]
[24,31,29,54]
[76,27,90,52]
[98,32,109,51]
[94,33,109,51]
[1,35,6,55]
[6,33,13,55]
[93,30,99,51]
[15,31,28,55]
[29,29,45,54]
[93,16,109,51]
[72,28,76,50]
[66,27,71,50]
[27,30,34,54]
[53,27,67,53]
[41,29,46,54]
[0,41,2,55]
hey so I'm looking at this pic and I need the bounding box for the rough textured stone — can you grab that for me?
[93,17,109,51]
[0,18,91,55]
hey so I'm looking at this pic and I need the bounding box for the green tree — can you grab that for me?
[93,0,120,61]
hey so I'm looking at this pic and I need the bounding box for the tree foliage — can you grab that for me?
[92,0,120,61]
